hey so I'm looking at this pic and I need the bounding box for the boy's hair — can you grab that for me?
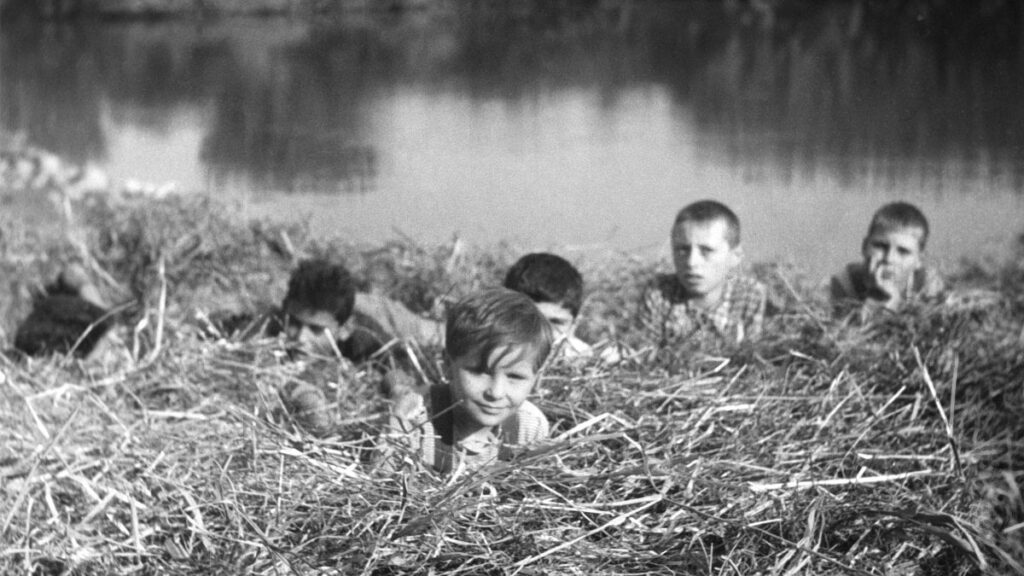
[674,200,742,248]
[503,253,584,317]
[282,259,356,326]
[867,202,930,249]
[445,288,553,372]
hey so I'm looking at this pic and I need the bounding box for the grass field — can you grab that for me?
[1,192,1022,575]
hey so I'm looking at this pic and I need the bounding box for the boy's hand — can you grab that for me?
[868,258,915,309]
[392,389,427,424]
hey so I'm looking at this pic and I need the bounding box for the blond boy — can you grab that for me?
[830,201,944,314]
[639,200,767,344]
[386,288,553,475]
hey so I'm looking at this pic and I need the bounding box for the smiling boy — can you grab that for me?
[386,288,553,475]
[830,202,944,314]
[638,200,767,344]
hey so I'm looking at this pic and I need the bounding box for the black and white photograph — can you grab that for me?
[1,1,1022,574]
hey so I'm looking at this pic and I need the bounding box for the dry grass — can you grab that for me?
[1,193,1022,575]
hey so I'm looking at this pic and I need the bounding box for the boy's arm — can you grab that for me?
[354,292,444,348]
[919,267,946,299]
[746,283,768,341]
[636,279,669,339]
[373,391,428,472]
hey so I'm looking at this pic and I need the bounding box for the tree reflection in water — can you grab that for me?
[1,2,1023,194]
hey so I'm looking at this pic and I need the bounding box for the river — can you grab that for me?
[2,2,1022,280]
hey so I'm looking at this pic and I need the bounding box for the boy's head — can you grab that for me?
[503,252,583,341]
[282,259,356,348]
[670,200,743,304]
[861,202,929,285]
[445,288,553,431]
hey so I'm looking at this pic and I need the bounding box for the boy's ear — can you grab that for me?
[442,352,455,381]
[729,244,744,267]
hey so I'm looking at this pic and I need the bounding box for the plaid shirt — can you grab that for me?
[639,273,767,344]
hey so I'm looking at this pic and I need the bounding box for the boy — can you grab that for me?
[638,200,767,344]
[14,264,120,359]
[279,258,360,358]
[830,201,944,314]
[385,288,553,475]
[503,252,593,358]
[275,259,381,435]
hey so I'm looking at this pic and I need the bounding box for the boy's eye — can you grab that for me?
[507,371,530,381]
[700,246,713,256]
[897,247,911,256]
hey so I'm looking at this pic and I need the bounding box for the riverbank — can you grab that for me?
[0,0,437,19]
[1,183,1022,574]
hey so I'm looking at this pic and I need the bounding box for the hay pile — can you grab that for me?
[1,193,1022,575]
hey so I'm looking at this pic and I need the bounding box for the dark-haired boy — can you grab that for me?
[830,201,944,314]
[385,288,552,475]
[13,264,122,360]
[281,259,356,352]
[503,252,593,358]
[639,200,767,345]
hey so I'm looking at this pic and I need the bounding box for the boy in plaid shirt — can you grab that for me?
[638,200,767,345]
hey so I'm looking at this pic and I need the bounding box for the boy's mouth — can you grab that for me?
[473,402,508,416]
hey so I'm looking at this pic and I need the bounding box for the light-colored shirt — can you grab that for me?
[639,273,767,344]
[387,384,549,475]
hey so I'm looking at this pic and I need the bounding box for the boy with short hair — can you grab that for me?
[386,288,553,475]
[639,200,767,344]
[279,259,364,358]
[503,252,593,358]
[830,201,944,313]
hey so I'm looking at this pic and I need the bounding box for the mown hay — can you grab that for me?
[1,193,1022,575]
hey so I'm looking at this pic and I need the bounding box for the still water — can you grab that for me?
[2,3,1023,280]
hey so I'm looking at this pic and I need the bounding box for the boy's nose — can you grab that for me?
[288,325,315,344]
[484,375,506,398]
[687,249,702,266]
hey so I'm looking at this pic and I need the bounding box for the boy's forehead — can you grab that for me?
[535,301,574,320]
[459,341,540,370]
[868,226,925,247]
[286,306,340,330]
[672,218,733,245]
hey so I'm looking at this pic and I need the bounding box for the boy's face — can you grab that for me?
[862,227,924,287]
[449,344,538,431]
[671,219,741,301]
[534,301,575,342]
[285,307,341,356]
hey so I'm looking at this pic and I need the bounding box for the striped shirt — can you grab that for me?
[389,384,549,475]
[639,273,767,344]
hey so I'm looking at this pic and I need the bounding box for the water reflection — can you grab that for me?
[1,3,1022,273]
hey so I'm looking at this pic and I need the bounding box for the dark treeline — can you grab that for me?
[2,1,1023,192]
